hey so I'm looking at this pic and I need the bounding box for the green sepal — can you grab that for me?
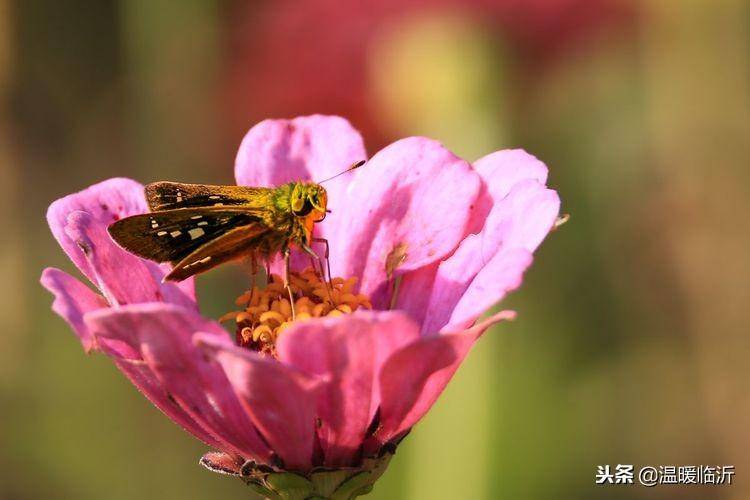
[309,470,353,497]
[330,472,370,500]
[244,479,281,500]
[265,472,315,500]
[237,453,393,499]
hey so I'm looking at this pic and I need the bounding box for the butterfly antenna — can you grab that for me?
[318,160,366,184]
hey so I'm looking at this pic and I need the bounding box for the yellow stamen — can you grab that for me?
[224,267,372,356]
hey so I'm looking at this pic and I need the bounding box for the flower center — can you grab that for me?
[220,268,372,356]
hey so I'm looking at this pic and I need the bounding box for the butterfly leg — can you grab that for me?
[311,237,332,286]
[248,254,259,306]
[265,260,272,284]
[302,242,333,304]
[282,247,296,320]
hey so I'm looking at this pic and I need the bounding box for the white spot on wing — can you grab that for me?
[197,221,208,226]
[157,231,168,236]
[170,230,181,237]
[188,228,205,240]
[190,215,203,220]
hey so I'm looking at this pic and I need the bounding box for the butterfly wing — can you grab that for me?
[108,207,264,265]
[165,223,270,281]
[145,182,272,211]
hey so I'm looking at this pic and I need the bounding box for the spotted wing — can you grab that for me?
[108,207,265,265]
[145,182,271,211]
[165,223,269,281]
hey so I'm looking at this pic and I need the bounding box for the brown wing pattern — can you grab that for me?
[145,182,271,211]
[165,223,269,281]
[108,207,262,265]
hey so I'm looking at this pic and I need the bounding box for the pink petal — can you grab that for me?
[440,248,533,332]
[41,269,218,449]
[275,311,420,467]
[390,262,437,332]
[234,114,366,202]
[47,178,196,306]
[469,149,549,232]
[197,334,319,472]
[85,303,272,462]
[406,179,560,334]
[326,137,482,308]
[398,150,555,327]
[75,317,226,451]
[47,178,147,283]
[108,352,226,451]
[373,311,515,449]
[417,238,532,336]
[64,210,196,308]
[40,267,107,352]
[481,179,561,254]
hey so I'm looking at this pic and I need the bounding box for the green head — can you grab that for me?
[290,182,328,221]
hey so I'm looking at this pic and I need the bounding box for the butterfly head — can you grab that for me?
[290,182,328,223]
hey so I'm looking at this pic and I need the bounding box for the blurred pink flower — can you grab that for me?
[41,116,559,479]
[223,0,636,148]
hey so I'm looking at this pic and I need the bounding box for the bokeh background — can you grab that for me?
[1,1,748,499]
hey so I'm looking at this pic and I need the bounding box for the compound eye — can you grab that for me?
[293,199,314,217]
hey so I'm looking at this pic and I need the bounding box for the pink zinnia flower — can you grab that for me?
[41,115,560,497]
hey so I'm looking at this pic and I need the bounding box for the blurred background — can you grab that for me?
[1,0,748,499]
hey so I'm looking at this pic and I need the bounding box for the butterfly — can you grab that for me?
[108,161,363,288]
